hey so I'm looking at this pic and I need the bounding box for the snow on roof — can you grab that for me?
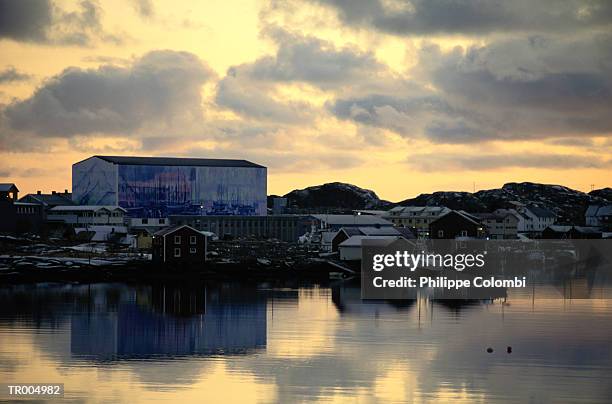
[546,225,572,233]
[572,226,601,234]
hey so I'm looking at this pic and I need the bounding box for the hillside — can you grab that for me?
[282,182,391,212]
[276,181,610,224]
[400,182,609,224]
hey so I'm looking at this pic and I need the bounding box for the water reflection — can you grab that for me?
[0,282,611,403]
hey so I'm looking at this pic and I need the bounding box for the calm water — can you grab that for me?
[0,282,611,403]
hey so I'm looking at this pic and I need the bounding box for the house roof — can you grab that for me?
[526,205,556,218]
[85,155,265,168]
[49,205,126,212]
[358,226,400,236]
[545,225,572,233]
[20,193,74,206]
[388,206,451,216]
[588,205,612,217]
[153,224,208,237]
[312,214,393,226]
[431,210,481,226]
[0,183,18,192]
[339,235,402,248]
[572,226,601,234]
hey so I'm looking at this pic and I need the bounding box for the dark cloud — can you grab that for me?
[312,0,612,35]
[0,0,121,45]
[0,0,51,41]
[408,152,611,171]
[2,50,213,139]
[0,67,32,83]
[329,34,612,143]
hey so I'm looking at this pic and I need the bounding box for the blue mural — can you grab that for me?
[73,157,267,217]
[72,157,117,205]
[117,164,266,217]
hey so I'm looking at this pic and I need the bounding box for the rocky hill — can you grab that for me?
[282,182,391,212]
[400,182,610,224]
[276,181,610,224]
[589,187,612,201]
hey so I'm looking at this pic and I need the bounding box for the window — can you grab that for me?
[159,218,165,224]
[174,248,181,257]
[437,230,444,238]
[190,247,197,254]
[174,235,181,244]
[460,230,468,237]
[142,218,148,224]
[190,235,197,245]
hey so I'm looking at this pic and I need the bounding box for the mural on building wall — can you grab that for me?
[117,164,266,218]
[72,157,117,205]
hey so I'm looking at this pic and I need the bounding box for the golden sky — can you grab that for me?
[0,0,611,200]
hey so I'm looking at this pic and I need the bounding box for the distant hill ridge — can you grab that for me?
[274,181,612,225]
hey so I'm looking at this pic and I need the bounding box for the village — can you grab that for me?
[1,155,611,281]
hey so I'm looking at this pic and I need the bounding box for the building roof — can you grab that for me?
[49,205,126,212]
[20,193,74,207]
[431,210,481,226]
[545,225,572,233]
[587,205,612,217]
[526,205,556,218]
[85,155,265,168]
[0,183,18,192]
[338,235,403,248]
[572,226,601,234]
[312,214,393,226]
[387,206,450,216]
[358,226,401,236]
[153,224,208,237]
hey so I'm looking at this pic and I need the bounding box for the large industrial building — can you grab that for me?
[73,156,267,218]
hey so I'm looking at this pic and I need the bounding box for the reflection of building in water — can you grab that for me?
[70,286,267,359]
[331,285,415,315]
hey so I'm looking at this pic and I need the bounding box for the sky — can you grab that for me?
[0,0,611,201]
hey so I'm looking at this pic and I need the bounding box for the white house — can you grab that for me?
[495,206,555,234]
[47,205,126,226]
[586,205,612,228]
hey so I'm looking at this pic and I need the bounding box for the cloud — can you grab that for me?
[407,152,612,171]
[329,34,612,143]
[239,28,384,87]
[1,50,213,143]
[130,0,154,18]
[215,28,390,123]
[311,0,612,35]
[215,73,314,123]
[0,0,52,42]
[0,0,122,45]
[0,67,32,83]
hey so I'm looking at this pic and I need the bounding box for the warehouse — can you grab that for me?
[72,156,267,218]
